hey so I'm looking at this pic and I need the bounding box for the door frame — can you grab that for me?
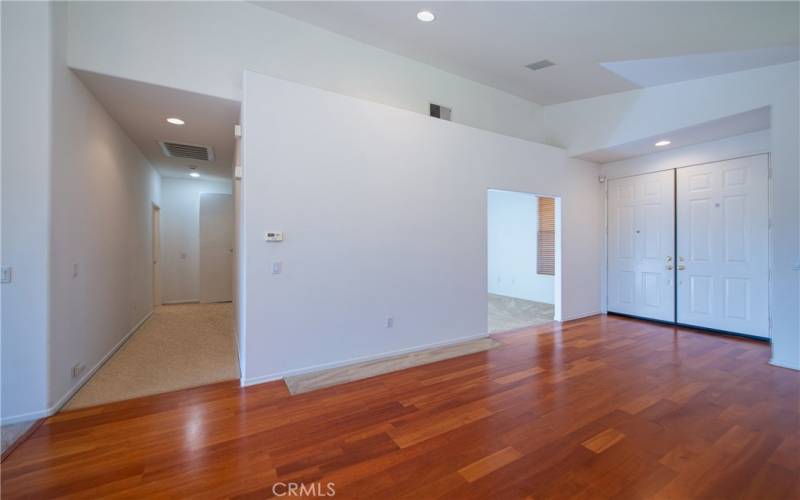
[485,188,563,322]
[602,153,772,339]
[152,203,161,307]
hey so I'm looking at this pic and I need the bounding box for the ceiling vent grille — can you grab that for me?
[159,141,215,161]
[429,103,452,121]
[525,59,555,71]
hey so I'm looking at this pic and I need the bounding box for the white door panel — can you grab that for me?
[199,193,234,303]
[676,155,769,338]
[607,170,675,321]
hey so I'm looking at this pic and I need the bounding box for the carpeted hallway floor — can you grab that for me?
[488,293,554,333]
[66,303,239,410]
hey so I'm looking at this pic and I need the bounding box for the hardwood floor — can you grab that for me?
[2,315,798,499]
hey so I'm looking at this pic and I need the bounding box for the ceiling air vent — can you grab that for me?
[429,103,452,121]
[525,59,555,71]
[159,141,215,162]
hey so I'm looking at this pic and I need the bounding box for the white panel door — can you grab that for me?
[199,193,234,303]
[676,155,769,337]
[607,170,675,321]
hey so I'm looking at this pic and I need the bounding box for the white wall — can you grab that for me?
[487,190,554,304]
[545,63,799,369]
[1,2,162,423]
[160,177,233,304]
[48,1,162,413]
[1,1,52,423]
[66,1,547,145]
[241,72,601,384]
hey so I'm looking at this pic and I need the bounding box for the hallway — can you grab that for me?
[66,303,239,409]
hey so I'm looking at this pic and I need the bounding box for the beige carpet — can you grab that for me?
[284,337,501,395]
[488,293,555,333]
[66,303,239,410]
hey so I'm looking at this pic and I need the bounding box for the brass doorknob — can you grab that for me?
[677,265,686,271]
[666,265,673,270]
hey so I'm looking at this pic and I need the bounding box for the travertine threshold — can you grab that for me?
[1,420,37,456]
[284,337,501,395]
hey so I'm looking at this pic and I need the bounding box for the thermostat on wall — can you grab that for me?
[264,231,284,242]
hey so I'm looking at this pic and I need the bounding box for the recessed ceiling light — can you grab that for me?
[166,117,185,126]
[655,140,671,147]
[416,10,435,22]
[189,172,200,178]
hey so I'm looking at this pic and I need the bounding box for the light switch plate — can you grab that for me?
[265,231,284,242]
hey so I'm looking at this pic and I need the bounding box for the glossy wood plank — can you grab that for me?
[581,428,625,454]
[1,315,798,499]
[458,446,523,482]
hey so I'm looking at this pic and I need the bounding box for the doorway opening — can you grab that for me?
[487,189,561,333]
[60,73,241,411]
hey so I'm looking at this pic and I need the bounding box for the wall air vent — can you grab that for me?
[429,103,452,121]
[159,141,215,162]
[525,59,555,71]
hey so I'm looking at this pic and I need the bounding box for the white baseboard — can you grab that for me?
[769,358,800,371]
[1,310,154,426]
[0,407,51,426]
[161,299,199,305]
[242,331,488,387]
[561,310,602,322]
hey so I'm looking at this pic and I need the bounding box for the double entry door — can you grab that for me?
[607,155,769,338]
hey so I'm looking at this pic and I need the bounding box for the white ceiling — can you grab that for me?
[577,107,771,164]
[258,1,800,105]
[75,70,240,181]
[602,45,800,88]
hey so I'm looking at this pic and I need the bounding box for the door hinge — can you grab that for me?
[768,167,773,179]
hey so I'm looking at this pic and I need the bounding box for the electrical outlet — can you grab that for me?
[386,317,394,328]
[71,363,86,379]
[272,261,282,274]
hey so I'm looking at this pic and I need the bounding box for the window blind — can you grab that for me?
[537,197,555,276]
